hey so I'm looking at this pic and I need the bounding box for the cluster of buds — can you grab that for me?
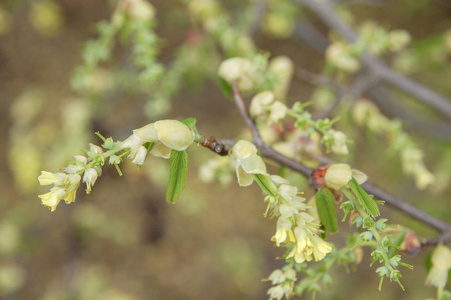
[38,144,103,212]
[120,119,195,165]
[249,91,287,123]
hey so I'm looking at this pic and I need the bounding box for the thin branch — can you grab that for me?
[232,82,265,147]
[224,87,451,234]
[247,0,267,36]
[296,0,451,120]
[422,231,451,247]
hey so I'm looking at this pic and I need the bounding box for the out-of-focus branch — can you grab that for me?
[222,87,451,235]
[295,23,451,139]
[247,0,267,35]
[296,0,451,120]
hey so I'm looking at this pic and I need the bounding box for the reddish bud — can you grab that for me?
[404,231,421,255]
[310,164,330,189]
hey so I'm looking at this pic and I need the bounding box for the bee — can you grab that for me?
[200,136,229,156]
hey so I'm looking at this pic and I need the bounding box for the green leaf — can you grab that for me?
[180,118,197,129]
[218,77,233,98]
[424,251,433,273]
[166,150,189,203]
[348,178,380,218]
[315,189,338,233]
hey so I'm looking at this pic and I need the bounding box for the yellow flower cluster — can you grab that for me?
[231,140,333,265]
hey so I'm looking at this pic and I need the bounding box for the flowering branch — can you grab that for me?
[227,85,451,240]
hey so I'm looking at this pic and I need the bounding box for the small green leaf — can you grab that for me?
[424,252,433,272]
[166,150,189,203]
[315,189,338,233]
[180,118,197,129]
[348,178,380,217]
[218,77,233,98]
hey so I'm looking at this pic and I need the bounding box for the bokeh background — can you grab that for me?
[1,0,451,299]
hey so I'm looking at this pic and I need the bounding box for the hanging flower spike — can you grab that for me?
[425,245,451,288]
[231,140,268,186]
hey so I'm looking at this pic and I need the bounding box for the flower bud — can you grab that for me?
[133,120,195,151]
[83,168,99,192]
[324,163,352,190]
[268,269,285,284]
[403,231,421,255]
[269,101,287,123]
[249,91,274,117]
[218,57,259,92]
[267,285,284,300]
[329,130,349,155]
[89,143,103,155]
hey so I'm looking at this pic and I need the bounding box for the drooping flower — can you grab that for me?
[232,140,268,186]
[272,217,293,246]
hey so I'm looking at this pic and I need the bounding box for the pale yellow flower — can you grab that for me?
[324,163,352,190]
[133,120,194,151]
[39,187,66,212]
[272,217,292,246]
[232,140,268,186]
[38,171,66,186]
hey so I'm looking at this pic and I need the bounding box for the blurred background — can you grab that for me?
[0,0,450,299]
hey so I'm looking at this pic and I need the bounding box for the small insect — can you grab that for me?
[200,136,229,156]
